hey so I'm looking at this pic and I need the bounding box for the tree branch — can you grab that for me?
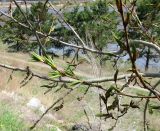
[30,83,80,130]
[130,40,160,55]
[1,63,160,84]
[0,10,117,56]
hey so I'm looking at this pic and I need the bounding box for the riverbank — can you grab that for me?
[0,42,160,131]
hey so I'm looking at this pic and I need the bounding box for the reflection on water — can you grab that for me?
[48,44,160,73]
[47,46,89,60]
[105,43,160,72]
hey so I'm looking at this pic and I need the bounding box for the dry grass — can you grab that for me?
[1,66,159,130]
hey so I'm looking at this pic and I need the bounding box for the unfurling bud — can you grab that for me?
[124,12,130,27]
[116,0,123,14]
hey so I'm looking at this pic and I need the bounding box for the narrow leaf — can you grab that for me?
[112,32,126,50]
[114,69,119,84]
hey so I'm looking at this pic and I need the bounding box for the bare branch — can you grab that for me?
[1,63,160,84]
[49,2,86,47]
[86,73,160,83]
[130,40,160,55]
[1,62,160,99]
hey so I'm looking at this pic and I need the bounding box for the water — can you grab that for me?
[47,46,90,61]
[105,43,160,72]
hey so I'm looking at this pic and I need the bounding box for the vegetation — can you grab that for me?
[130,0,160,42]
[0,2,55,54]
[62,0,117,50]
[0,103,26,131]
[0,0,160,131]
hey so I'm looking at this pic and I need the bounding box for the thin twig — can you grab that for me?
[1,63,160,84]
[30,84,80,130]
[84,109,92,129]
[143,80,160,131]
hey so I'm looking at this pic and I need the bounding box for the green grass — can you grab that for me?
[0,111,26,131]
[0,102,63,131]
[0,103,26,131]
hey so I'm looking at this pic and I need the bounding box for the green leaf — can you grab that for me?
[112,32,126,50]
[131,44,137,62]
[150,105,160,110]
[124,12,130,27]
[149,108,153,114]
[105,86,114,98]
[31,52,44,62]
[49,71,61,79]
[131,44,137,54]
[70,80,81,87]
[44,56,56,70]
[114,69,119,84]
[65,65,75,77]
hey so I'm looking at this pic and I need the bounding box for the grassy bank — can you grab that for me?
[0,41,160,130]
